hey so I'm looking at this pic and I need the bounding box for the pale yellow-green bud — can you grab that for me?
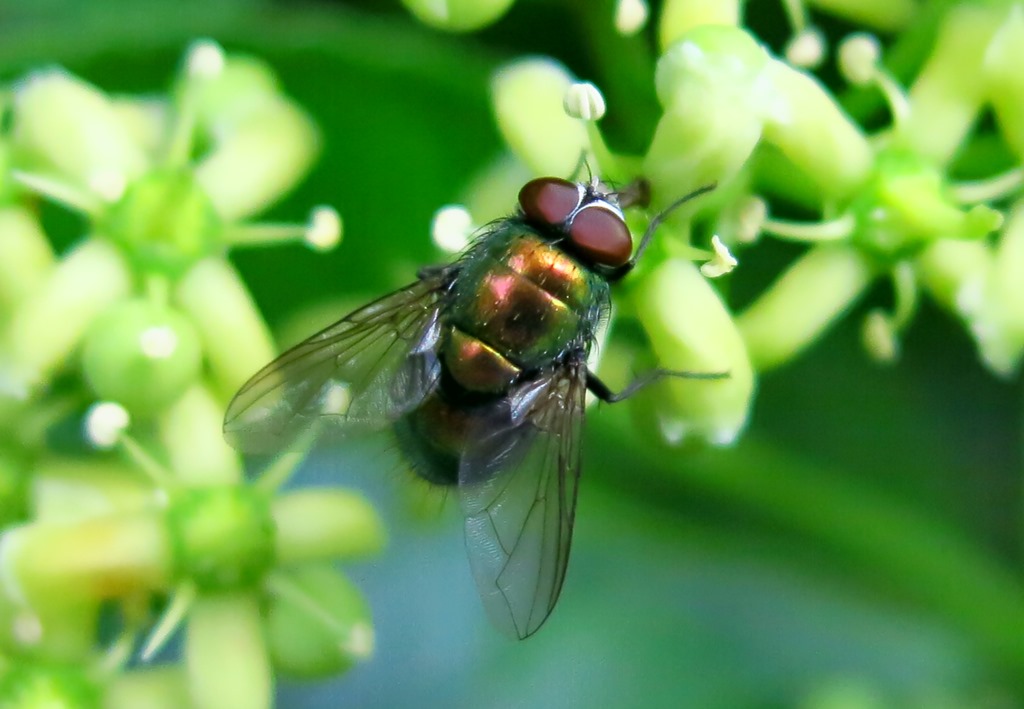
[173,258,275,400]
[738,245,875,370]
[806,0,915,32]
[12,70,148,197]
[2,239,131,393]
[761,59,872,203]
[195,100,319,220]
[401,0,515,31]
[491,59,590,178]
[186,593,273,709]
[160,385,244,487]
[631,258,754,445]
[266,565,374,678]
[658,0,740,52]
[901,4,1004,164]
[646,26,770,200]
[982,5,1024,159]
[80,299,203,417]
[0,207,54,313]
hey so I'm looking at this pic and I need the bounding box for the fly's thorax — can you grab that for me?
[504,235,590,310]
[451,230,609,370]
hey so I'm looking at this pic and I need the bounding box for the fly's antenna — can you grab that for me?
[631,183,717,265]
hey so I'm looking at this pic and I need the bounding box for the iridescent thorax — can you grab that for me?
[448,228,608,374]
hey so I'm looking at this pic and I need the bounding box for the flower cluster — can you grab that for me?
[424,1,1024,447]
[0,42,380,708]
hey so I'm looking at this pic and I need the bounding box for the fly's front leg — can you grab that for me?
[417,265,449,280]
[586,368,729,403]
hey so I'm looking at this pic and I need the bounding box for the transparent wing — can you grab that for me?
[459,359,587,640]
[224,269,453,454]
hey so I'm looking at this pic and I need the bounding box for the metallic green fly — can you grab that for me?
[224,176,717,639]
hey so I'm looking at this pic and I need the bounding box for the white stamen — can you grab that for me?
[139,326,178,359]
[785,26,826,69]
[342,622,375,659]
[738,196,767,243]
[431,205,474,253]
[700,235,738,278]
[614,0,649,36]
[84,401,130,449]
[563,82,606,122]
[862,310,899,362]
[838,33,881,87]
[658,415,689,446]
[187,40,226,79]
[305,206,342,251]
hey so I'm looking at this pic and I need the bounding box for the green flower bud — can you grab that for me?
[160,385,243,487]
[901,4,1003,164]
[80,299,202,417]
[188,55,281,130]
[272,489,386,565]
[31,456,153,522]
[12,69,148,195]
[761,59,872,202]
[645,26,769,199]
[186,592,271,709]
[173,258,275,399]
[983,6,1024,159]
[102,168,222,278]
[491,59,590,178]
[111,98,170,158]
[915,201,1024,377]
[631,259,754,445]
[986,198,1024,373]
[2,239,131,393]
[738,244,875,370]
[0,661,102,709]
[402,0,515,31]
[166,487,275,591]
[106,666,190,709]
[0,512,171,604]
[658,0,740,51]
[807,0,915,32]
[914,239,991,314]
[0,207,52,314]
[195,101,318,221]
[266,564,373,679]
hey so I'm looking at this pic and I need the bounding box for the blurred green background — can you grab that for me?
[2,0,1021,706]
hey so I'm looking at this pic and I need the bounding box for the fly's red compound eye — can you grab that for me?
[567,204,632,267]
[519,178,582,227]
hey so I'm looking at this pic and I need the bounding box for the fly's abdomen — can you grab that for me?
[393,390,471,486]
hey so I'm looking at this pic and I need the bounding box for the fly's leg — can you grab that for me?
[586,368,729,403]
[417,265,449,280]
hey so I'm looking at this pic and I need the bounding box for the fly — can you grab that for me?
[223,176,719,639]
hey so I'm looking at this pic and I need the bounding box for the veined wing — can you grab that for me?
[459,358,587,640]
[224,268,454,454]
